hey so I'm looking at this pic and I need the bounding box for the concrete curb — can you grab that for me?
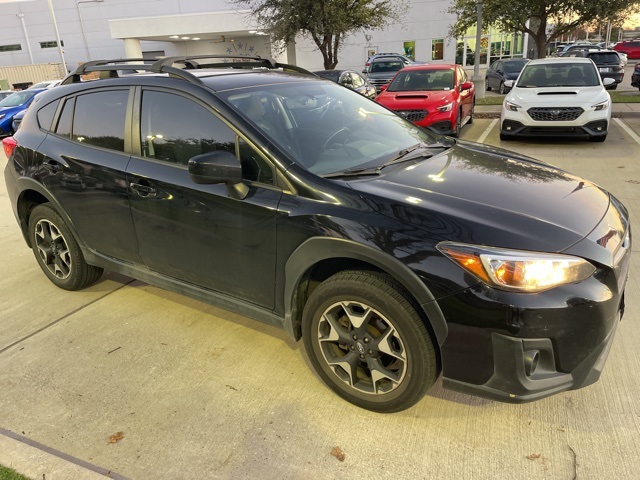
[0,428,128,480]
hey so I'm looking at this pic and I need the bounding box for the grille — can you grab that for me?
[527,107,584,122]
[369,79,391,88]
[395,110,428,122]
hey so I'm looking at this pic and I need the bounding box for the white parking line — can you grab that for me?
[614,118,640,146]
[477,119,498,144]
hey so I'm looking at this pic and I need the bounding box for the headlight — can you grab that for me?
[592,100,609,111]
[437,102,454,112]
[437,242,596,292]
[504,100,521,112]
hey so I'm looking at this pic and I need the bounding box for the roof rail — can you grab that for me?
[60,55,316,86]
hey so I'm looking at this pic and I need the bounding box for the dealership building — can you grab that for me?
[0,0,528,74]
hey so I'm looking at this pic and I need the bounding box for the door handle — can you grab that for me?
[130,181,157,198]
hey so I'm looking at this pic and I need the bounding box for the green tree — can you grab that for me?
[232,0,405,69]
[447,0,640,59]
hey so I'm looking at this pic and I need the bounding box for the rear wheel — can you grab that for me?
[485,78,491,91]
[28,204,103,290]
[302,270,438,413]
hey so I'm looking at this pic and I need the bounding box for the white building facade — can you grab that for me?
[0,0,528,74]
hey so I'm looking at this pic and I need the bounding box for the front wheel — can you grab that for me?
[302,270,438,413]
[28,204,103,290]
[499,81,507,94]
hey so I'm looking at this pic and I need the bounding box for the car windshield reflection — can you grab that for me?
[221,81,439,176]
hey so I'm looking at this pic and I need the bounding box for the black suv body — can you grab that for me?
[3,57,630,412]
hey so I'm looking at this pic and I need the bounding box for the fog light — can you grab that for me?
[506,126,512,131]
[524,350,540,377]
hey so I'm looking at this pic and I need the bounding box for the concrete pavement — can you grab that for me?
[2,117,640,479]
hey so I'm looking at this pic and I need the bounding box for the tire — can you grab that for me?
[589,135,607,142]
[28,204,103,290]
[453,109,462,137]
[485,78,491,91]
[467,100,475,125]
[302,270,438,413]
[499,81,506,94]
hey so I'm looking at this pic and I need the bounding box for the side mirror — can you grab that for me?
[379,84,389,92]
[188,150,249,200]
[602,78,616,87]
[460,81,473,91]
[504,80,514,89]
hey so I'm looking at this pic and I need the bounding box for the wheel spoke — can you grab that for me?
[327,351,360,387]
[367,357,402,393]
[372,327,406,363]
[340,301,373,331]
[318,310,353,345]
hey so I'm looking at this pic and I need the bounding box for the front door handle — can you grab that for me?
[130,181,157,198]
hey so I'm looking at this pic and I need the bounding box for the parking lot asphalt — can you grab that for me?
[2,115,640,479]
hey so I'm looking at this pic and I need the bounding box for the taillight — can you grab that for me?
[2,136,17,158]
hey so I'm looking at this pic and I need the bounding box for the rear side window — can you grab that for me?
[591,53,621,64]
[36,99,59,131]
[72,90,128,152]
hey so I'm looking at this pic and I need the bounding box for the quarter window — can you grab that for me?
[36,100,60,131]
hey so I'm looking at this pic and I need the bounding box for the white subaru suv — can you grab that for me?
[500,57,615,142]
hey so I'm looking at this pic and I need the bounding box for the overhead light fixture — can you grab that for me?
[169,35,179,39]
[181,36,190,40]
[192,37,201,41]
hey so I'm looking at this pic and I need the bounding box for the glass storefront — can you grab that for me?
[456,27,525,68]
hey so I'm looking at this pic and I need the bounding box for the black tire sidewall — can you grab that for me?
[28,204,89,290]
[302,272,437,412]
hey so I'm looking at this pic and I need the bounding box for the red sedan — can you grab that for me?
[375,64,475,137]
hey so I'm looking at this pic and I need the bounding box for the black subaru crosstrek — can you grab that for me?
[3,56,630,412]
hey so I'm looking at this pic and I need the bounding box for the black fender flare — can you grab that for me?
[15,177,83,249]
[283,237,448,346]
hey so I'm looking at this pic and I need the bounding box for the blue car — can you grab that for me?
[0,88,45,136]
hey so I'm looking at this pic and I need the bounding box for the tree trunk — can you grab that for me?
[535,30,548,59]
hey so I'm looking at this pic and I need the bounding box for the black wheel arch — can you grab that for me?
[15,177,82,250]
[283,237,448,348]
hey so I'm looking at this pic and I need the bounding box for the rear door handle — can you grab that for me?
[130,181,157,198]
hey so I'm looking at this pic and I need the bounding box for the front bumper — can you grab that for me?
[500,119,608,139]
[443,312,620,402]
[500,101,611,139]
[437,200,630,403]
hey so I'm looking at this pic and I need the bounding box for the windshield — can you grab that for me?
[220,80,437,176]
[0,90,36,108]
[387,69,455,92]
[369,61,404,74]
[504,61,528,74]
[516,63,600,87]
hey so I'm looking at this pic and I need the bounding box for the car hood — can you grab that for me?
[349,141,611,254]
[0,105,23,115]
[507,85,609,107]
[376,90,454,109]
